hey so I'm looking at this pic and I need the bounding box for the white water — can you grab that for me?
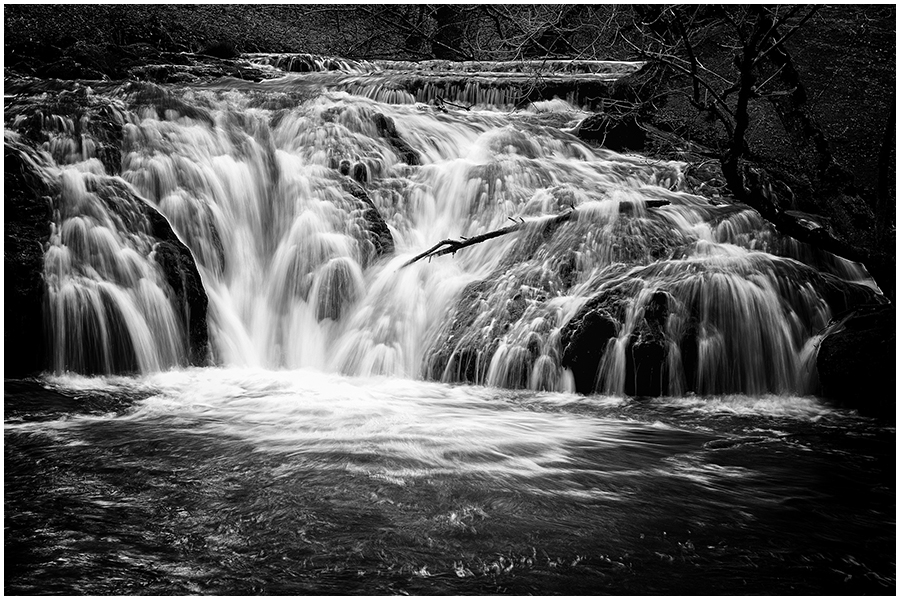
[5,130,186,374]
[26,367,837,491]
[8,366,892,596]
[21,80,880,395]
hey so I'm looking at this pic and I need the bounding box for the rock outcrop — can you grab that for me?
[4,139,54,377]
[144,204,211,368]
[817,304,896,419]
[560,291,624,394]
[4,135,210,375]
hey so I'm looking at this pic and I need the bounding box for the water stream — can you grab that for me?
[4,59,894,594]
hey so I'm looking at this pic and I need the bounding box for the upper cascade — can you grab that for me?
[245,53,382,74]
[244,54,644,78]
[366,59,644,79]
[241,55,646,110]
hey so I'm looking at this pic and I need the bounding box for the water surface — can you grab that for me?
[6,370,894,595]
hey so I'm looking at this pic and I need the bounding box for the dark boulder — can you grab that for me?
[561,285,672,396]
[351,162,369,185]
[144,206,211,367]
[560,298,620,394]
[817,304,895,419]
[576,112,647,152]
[4,140,54,377]
[625,290,671,396]
[560,285,634,394]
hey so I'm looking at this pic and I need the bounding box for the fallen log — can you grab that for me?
[402,200,669,267]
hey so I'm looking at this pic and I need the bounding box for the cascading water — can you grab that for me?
[244,54,647,109]
[6,115,188,375]
[16,70,881,391]
[44,162,187,374]
[119,85,878,395]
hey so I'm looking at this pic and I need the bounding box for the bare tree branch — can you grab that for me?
[753,5,820,67]
[403,201,671,268]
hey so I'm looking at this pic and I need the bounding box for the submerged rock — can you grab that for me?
[817,304,895,418]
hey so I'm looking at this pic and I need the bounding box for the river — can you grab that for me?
[5,370,894,594]
[4,58,895,594]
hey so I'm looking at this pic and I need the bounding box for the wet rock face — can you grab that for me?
[373,112,420,166]
[5,85,125,175]
[4,134,211,374]
[625,290,671,397]
[424,281,495,384]
[560,295,622,394]
[4,142,54,377]
[340,179,395,260]
[560,288,672,397]
[817,304,895,419]
[144,207,210,367]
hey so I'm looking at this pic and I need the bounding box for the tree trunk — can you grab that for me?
[759,21,851,199]
[431,5,465,60]
[717,11,894,300]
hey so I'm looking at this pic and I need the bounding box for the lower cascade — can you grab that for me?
[8,77,883,395]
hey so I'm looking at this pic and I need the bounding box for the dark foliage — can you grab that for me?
[199,41,239,60]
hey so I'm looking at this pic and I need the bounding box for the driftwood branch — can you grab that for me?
[402,213,569,267]
[402,200,670,267]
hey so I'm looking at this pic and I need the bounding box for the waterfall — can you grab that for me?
[240,55,646,110]
[10,73,882,393]
[7,124,190,375]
